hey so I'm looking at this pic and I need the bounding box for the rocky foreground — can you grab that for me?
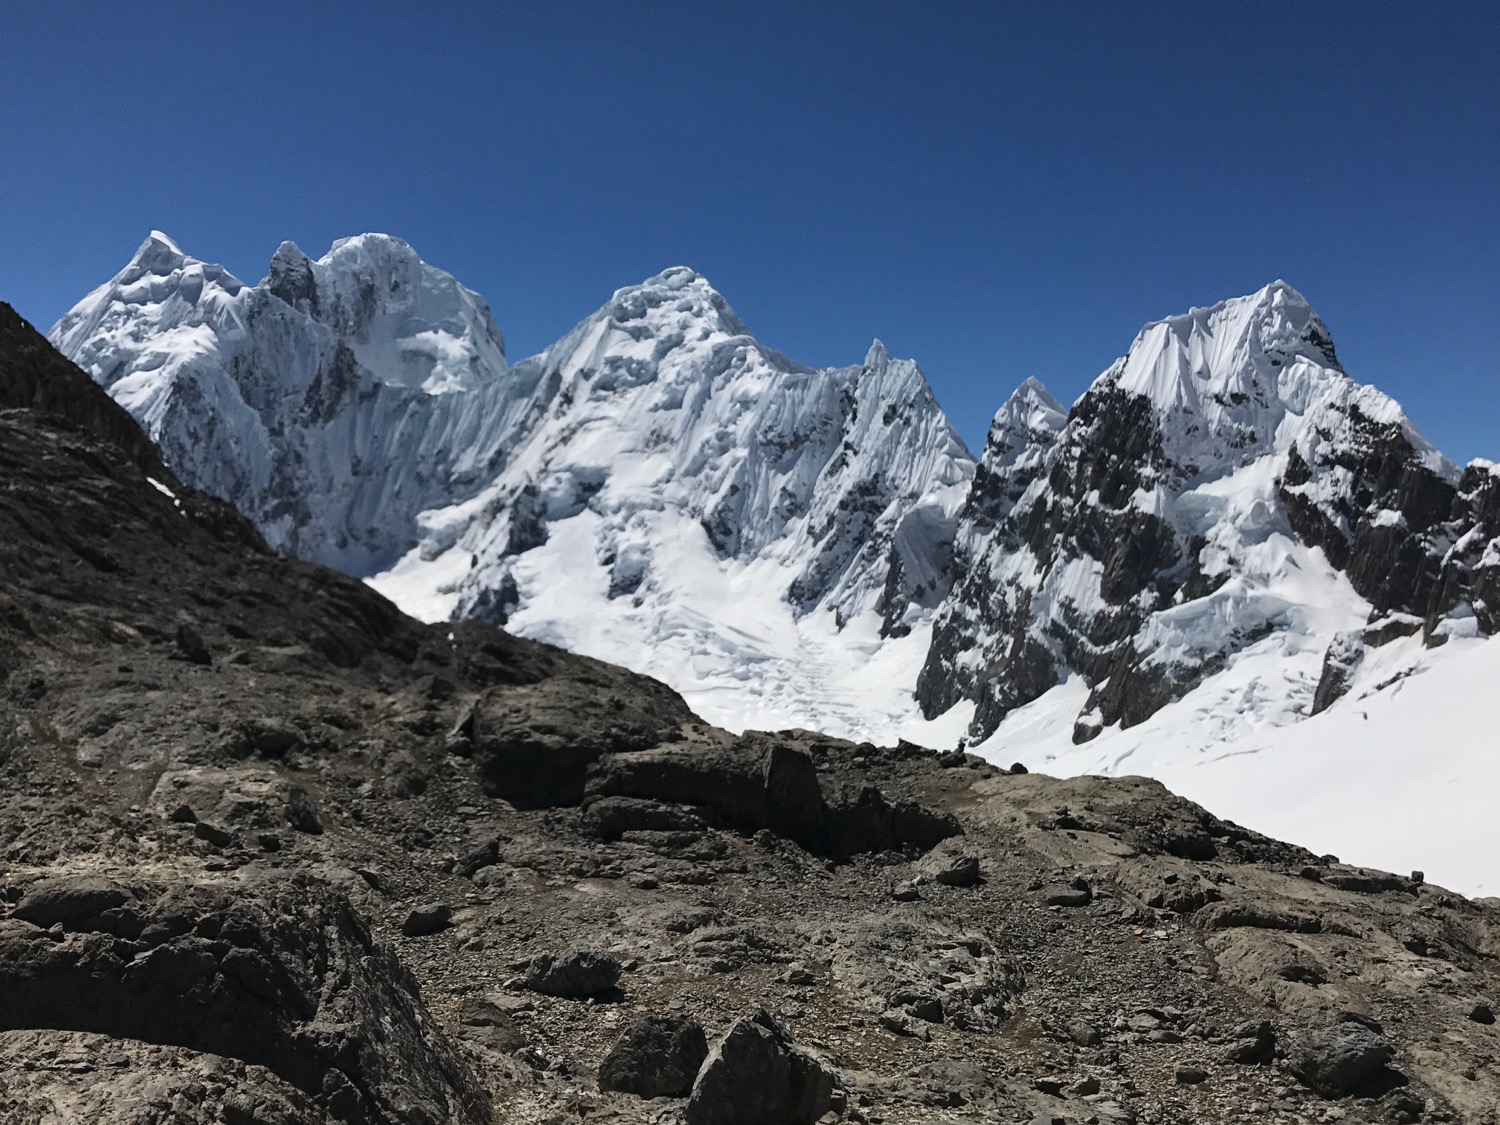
[1,300,1497,1124]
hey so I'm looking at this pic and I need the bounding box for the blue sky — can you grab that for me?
[3,3,1496,458]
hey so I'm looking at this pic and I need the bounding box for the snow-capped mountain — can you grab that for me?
[51,232,542,575]
[921,281,1500,746]
[52,239,1500,763]
[52,233,974,738]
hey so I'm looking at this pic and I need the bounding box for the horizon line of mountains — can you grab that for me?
[44,231,1500,747]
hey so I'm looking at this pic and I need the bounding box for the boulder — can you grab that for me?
[918,846,981,887]
[1290,1020,1395,1096]
[229,718,305,759]
[598,1014,709,1098]
[174,623,212,665]
[402,902,453,937]
[1044,877,1092,907]
[12,876,132,928]
[1223,1020,1276,1065]
[285,786,323,835]
[1065,1018,1102,1047]
[194,821,234,847]
[523,950,622,998]
[686,1011,837,1125]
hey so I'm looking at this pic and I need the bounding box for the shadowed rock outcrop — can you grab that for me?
[0,871,490,1125]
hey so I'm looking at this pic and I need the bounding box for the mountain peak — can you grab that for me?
[1108,280,1346,426]
[1011,375,1060,403]
[265,241,318,314]
[984,376,1066,460]
[599,267,749,340]
[127,230,189,275]
[325,232,418,259]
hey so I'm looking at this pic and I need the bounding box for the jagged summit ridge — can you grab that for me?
[50,232,535,574]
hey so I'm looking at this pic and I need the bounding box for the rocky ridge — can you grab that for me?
[4,304,1500,1122]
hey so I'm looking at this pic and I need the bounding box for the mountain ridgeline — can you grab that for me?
[51,236,1500,745]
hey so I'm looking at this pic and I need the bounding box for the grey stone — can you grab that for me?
[1066,1018,1103,1047]
[1223,1020,1275,1064]
[598,1014,708,1098]
[523,949,622,998]
[686,1011,837,1125]
[13,876,132,928]
[1044,878,1092,908]
[918,845,981,887]
[194,821,234,847]
[402,902,453,937]
[285,786,323,835]
[174,623,211,665]
[1290,1021,1394,1096]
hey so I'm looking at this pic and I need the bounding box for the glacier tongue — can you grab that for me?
[52,237,974,741]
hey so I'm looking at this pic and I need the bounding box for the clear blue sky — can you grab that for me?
[3,3,1496,459]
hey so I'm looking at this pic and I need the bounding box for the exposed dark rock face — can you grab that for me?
[0,301,172,479]
[598,1015,709,1098]
[0,871,491,1125]
[585,734,961,859]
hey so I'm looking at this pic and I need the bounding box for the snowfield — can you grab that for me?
[969,634,1498,898]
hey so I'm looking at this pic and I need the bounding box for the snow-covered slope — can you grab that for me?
[969,631,1499,897]
[53,234,974,739]
[51,232,543,575]
[920,281,1500,747]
